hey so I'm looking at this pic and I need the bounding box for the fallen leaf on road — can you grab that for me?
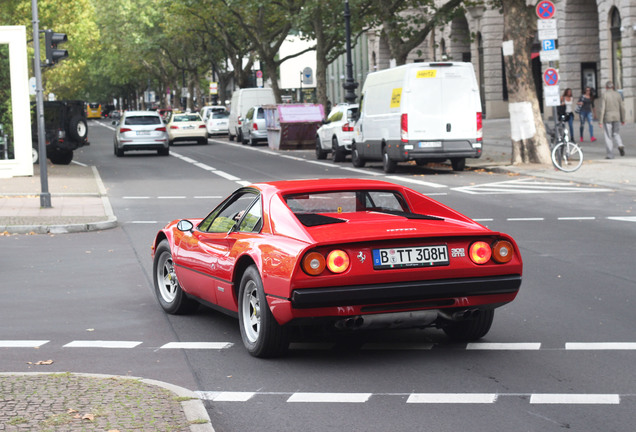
[27,359,54,365]
[82,413,95,421]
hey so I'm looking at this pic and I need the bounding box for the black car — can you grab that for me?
[31,100,89,165]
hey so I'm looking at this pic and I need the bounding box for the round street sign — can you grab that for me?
[543,68,559,86]
[536,1,556,19]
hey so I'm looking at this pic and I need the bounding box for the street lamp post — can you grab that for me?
[343,0,358,104]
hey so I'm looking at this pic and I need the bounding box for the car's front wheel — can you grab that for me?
[443,309,494,342]
[238,265,290,358]
[315,136,327,160]
[332,136,346,162]
[153,240,198,314]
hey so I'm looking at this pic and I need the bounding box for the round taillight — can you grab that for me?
[469,241,492,265]
[302,252,325,276]
[326,250,350,273]
[493,240,514,263]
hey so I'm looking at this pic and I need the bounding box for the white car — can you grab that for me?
[113,111,169,157]
[315,103,358,162]
[200,105,227,122]
[205,111,229,136]
[166,112,208,145]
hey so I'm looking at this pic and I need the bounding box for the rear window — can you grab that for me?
[213,112,229,119]
[124,115,161,125]
[256,108,265,119]
[284,190,408,214]
[174,114,201,122]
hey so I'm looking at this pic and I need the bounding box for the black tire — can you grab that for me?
[351,145,366,168]
[158,147,169,156]
[315,136,328,160]
[114,144,124,157]
[443,309,494,342]
[68,115,88,142]
[229,132,235,141]
[332,136,346,162]
[168,140,174,146]
[238,129,246,144]
[199,138,208,145]
[238,265,290,358]
[382,146,397,173]
[32,147,39,164]
[451,157,466,171]
[48,149,73,165]
[153,240,198,314]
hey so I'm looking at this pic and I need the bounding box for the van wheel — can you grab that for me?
[315,137,328,160]
[32,147,39,164]
[451,158,466,171]
[332,137,346,162]
[382,147,397,173]
[351,145,365,168]
[229,133,235,141]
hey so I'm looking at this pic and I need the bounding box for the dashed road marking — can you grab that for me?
[407,393,498,404]
[287,392,373,403]
[160,342,233,350]
[566,342,636,350]
[529,394,620,405]
[467,342,542,350]
[63,340,142,348]
[0,340,49,348]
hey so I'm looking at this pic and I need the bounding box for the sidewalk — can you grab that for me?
[0,372,213,432]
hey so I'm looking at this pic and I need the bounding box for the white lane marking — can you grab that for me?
[454,178,613,195]
[386,175,447,189]
[0,340,49,348]
[530,394,620,404]
[235,180,252,187]
[507,217,545,221]
[160,342,233,350]
[467,343,541,350]
[407,393,498,404]
[71,160,88,167]
[197,391,255,402]
[305,160,338,168]
[473,218,494,222]
[558,216,596,220]
[607,216,636,223]
[287,392,372,403]
[213,170,241,181]
[63,340,142,348]
[194,162,216,171]
[338,166,382,176]
[566,342,636,350]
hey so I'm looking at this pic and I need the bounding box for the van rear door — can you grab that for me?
[407,64,478,142]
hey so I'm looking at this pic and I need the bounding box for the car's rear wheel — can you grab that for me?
[199,138,207,145]
[451,157,466,171]
[238,265,290,358]
[443,309,494,342]
[351,144,365,167]
[153,240,198,315]
[382,146,397,173]
[114,144,124,157]
[32,147,39,164]
[332,136,346,162]
[315,136,327,160]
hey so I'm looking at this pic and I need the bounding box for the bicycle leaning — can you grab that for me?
[548,113,583,172]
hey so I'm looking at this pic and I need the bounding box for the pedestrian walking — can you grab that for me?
[598,80,626,159]
[560,88,575,139]
[577,87,596,143]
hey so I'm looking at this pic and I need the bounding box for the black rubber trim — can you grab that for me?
[290,274,521,309]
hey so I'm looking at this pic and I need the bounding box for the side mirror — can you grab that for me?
[177,219,194,232]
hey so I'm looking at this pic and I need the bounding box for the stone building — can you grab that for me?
[328,1,634,122]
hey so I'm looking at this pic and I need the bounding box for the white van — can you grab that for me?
[228,88,276,142]
[352,62,483,172]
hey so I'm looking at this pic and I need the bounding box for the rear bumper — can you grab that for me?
[395,139,482,160]
[290,274,521,309]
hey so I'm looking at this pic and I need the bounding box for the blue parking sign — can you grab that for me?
[542,39,556,51]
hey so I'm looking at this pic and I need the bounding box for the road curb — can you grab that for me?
[0,372,214,432]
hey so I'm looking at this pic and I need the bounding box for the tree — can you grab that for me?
[369,0,465,66]
[499,0,551,164]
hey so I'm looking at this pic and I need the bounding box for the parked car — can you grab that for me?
[151,178,523,357]
[200,105,227,122]
[113,110,169,157]
[205,111,229,136]
[31,100,89,165]
[352,62,483,173]
[166,112,207,145]
[228,88,275,142]
[240,105,268,145]
[316,103,358,162]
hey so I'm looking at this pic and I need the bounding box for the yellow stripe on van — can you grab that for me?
[390,88,402,108]
[416,70,437,78]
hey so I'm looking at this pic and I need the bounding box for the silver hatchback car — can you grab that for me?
[240,106,268,146]
[113,111,169,157]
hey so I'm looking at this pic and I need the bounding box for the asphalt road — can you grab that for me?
[2,120,635,432]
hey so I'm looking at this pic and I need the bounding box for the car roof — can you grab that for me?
[123,111,161,117]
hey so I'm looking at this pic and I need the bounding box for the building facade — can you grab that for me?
[329,1,635,122]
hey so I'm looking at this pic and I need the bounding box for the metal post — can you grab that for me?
[299,71,303,103]
[31,0,51,208]
[343,0,358,104]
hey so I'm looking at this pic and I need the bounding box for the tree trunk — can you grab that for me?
[502,0,551,165]
[264,59,282,103]
[313,10,329,112]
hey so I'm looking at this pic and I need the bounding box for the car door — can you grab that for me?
[174,191,260,306]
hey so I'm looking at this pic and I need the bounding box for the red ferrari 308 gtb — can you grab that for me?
[151,178,522,357]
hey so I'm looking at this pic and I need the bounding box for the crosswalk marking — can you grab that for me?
[0,340,49,348]
[160,342,233,350]
[454,178,612,195]
[63,341,142,348]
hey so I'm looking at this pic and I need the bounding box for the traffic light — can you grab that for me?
[44,29,68,66]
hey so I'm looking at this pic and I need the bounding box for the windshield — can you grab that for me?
[284,190,409,214]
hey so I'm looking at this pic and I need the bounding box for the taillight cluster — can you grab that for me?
[341,123,353,132]
[155,127,167,132]
[476,112,483,142]
[119,127,132,133]
[302,250,350,276]
[400,114,408,142]
[252,123,258,131]
[469,240,514,265]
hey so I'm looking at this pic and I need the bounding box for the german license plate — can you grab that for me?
[418,141,442,148]
[183,125,195,129]
[372,245,449,269]
[136,131,150,136]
